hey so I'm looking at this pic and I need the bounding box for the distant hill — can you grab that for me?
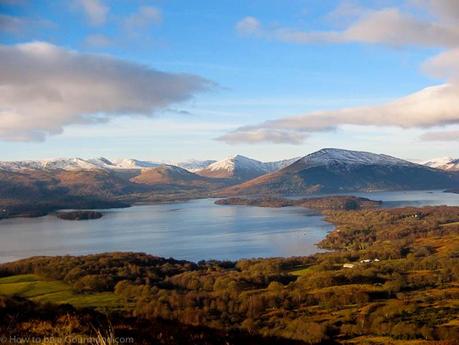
[0,157,161,171]
[0,162,230,218]
[131,165,227,190]
[219,148,459,196]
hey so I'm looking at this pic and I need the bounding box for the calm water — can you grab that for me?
[0,199,331,263]
[0,190,458,263]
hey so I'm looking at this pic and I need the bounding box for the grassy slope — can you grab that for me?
[0,274,121,309]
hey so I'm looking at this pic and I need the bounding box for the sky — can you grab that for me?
[0,0,458,163]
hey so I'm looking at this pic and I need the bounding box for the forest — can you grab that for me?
[1,206,459,344]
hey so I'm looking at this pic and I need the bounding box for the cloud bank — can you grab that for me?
[420,130,459,142]
[0,42,212,141]
[219,84,459,144]
[224,0,459,144]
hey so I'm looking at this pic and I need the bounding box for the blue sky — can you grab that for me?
[0,0,458,162]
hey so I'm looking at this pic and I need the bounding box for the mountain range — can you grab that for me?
[0,149,457,215]
[1,150,456,176]
[219,148,458,195]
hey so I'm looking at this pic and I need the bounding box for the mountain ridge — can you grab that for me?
[218,148,459,196]
[0,148,457,219]
[195,155,300,180]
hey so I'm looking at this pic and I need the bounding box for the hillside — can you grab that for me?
[131,165,228,190]
[219,148,459,196]
[0,167,214,219]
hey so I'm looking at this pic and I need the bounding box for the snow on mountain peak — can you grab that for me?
[0,157,161,171]
[176,159,217,172]
[205,155,264,173]
[422,157,459,171]
[195,155,301,180]
[111,158,160,169]
[0,150,452,176]
[0,157,106,171]
[301,148,415,167]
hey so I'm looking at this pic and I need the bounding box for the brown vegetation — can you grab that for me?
[56,210,103,220]
[216,160,459,196]
[215,196,381,210]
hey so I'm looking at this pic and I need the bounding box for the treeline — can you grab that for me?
[0,296,304,345]
[2,206,459,344]
[0,197,128,219]
[215,195,382,211]
[319,206,459,250]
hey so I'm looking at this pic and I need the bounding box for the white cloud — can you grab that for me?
[236,17,261,35]
[423,49,459,81]
[414,0,459,23]
[85,33,111,47]
[0,42,213,141]
[343,8,459,47]
[219,128,308,145]
[218,84,459,144]
[75,0,108,26]
[235,8,459,47]
[222,1,459,145]
[124,6,161,32]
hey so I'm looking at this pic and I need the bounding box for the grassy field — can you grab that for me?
[440,221,459,228]
[0,274,121,309]
[289,266,313,276]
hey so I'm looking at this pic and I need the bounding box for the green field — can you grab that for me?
[440,221,459,227]
[0,274,121,309]
[289,265,314,276]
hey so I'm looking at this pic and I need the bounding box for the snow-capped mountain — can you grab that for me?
[195,155,300,180]
[110,159,160,169]
[176,159,217,172]
[0,157,161,172]
[219,148,458,195]
[0,158,105,171]
[422,157,459,171]
[300,148,416,168]
[264,157,301,171]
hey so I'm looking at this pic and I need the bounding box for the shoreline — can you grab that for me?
[0,188,455,221]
